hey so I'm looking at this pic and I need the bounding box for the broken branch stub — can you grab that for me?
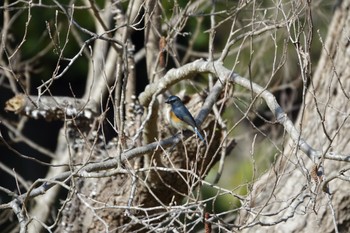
[5,94,98,121]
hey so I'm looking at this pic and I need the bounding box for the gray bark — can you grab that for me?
[238,1,350,232]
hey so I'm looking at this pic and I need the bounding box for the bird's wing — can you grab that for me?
[175,107,197,128]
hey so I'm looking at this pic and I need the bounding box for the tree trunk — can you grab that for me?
[54,94,224,232]
[238,1,350,232]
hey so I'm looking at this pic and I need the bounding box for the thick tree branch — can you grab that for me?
[5,94,98,121]
[139,59,349,164]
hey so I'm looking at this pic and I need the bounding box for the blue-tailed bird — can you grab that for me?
[165,95,205,142]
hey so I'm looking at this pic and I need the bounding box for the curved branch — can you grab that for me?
[139,59,349,163]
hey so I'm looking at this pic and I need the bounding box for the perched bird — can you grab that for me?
[165,95,205,142]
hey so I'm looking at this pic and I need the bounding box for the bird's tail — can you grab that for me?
[194,127,205,143]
